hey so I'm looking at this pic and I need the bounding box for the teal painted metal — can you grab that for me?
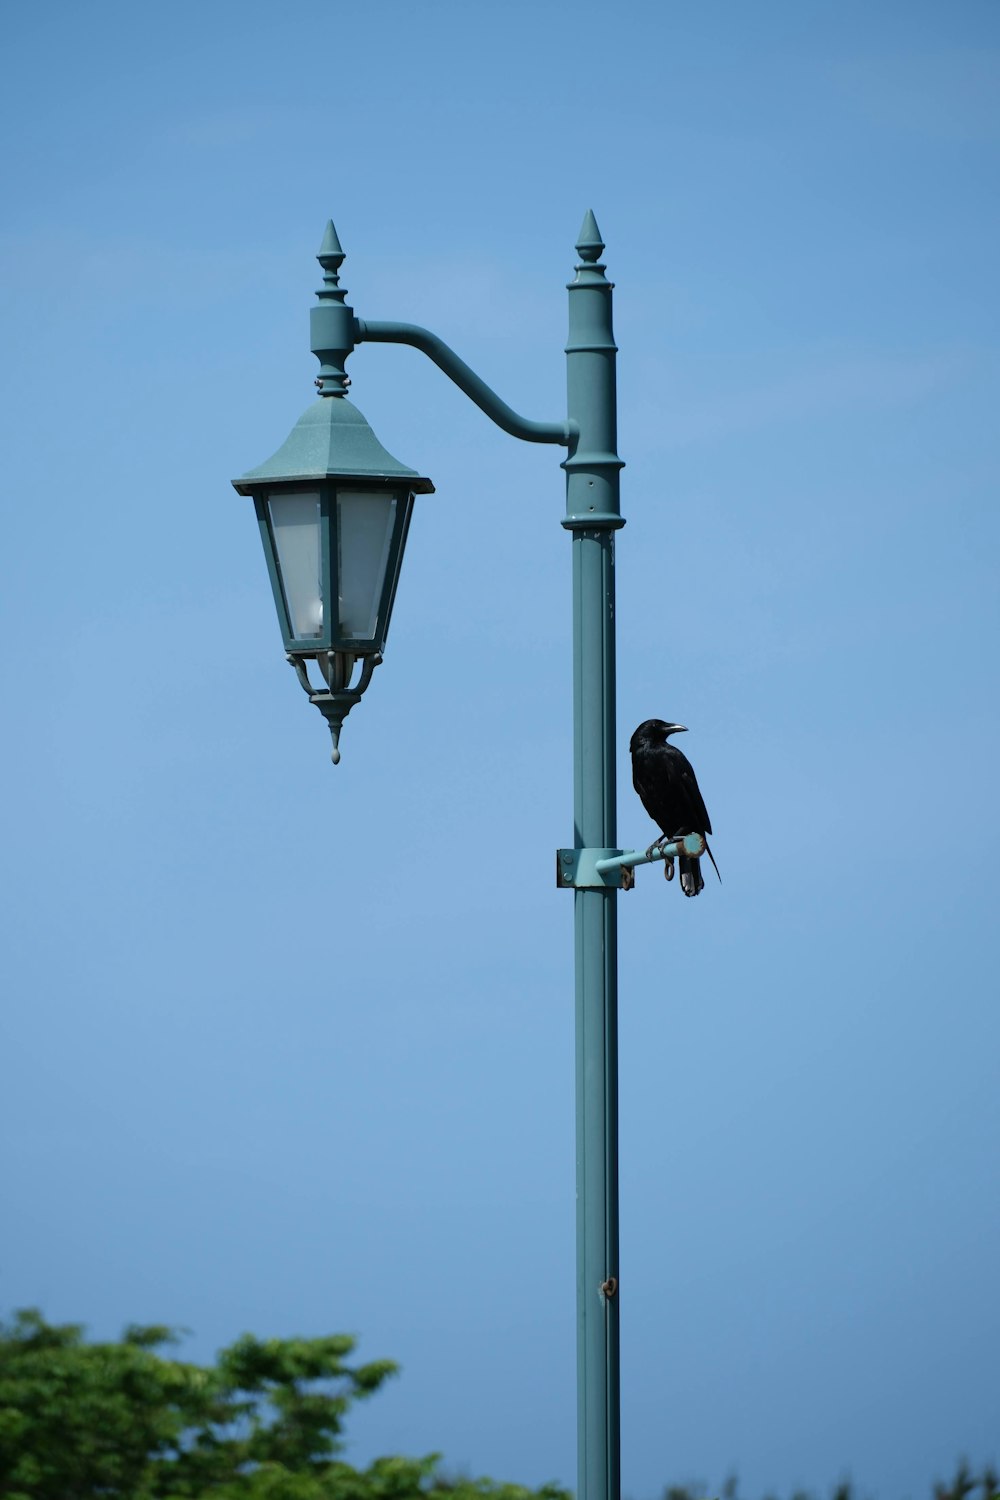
[564,210,624,1500]
[232,225,434,762]
[236,214,626,1500]
[234,397,435,492]
[351,224,626,1500]
[595,835,704,876]
[357,320,573,447]
[556,848,628,890]
[557,834,705,890]
[311,218,360,398]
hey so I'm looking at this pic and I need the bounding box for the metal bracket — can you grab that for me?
[556,834,706,891]
[286,652,382,764]
[556,848,628,890]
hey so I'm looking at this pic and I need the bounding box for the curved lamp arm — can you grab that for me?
[355,318,576,449]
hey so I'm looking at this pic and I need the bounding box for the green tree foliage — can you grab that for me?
[1,1310,994,1500]
[0,1309,569,1500]
[661,1470,1000,1500]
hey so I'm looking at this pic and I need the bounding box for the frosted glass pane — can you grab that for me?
[338,491,396,640]
[269,491,323,638]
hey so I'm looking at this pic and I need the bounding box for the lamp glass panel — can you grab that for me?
[268,491,323,638]
[337,491,397,640]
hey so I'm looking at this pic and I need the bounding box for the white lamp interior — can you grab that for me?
[337,491,397,640]
[269,491,323,638]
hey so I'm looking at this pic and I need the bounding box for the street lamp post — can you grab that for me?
[235,214,699,1500]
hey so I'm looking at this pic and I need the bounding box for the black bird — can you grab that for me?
[629,719,721,896]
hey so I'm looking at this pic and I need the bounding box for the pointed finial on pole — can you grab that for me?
[311,217,355,396]
[576,209,606,263]
[570,209,612,293]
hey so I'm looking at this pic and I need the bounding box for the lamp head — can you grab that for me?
[233,222,433,763]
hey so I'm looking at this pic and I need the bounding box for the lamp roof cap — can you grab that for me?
[233,396,434,494]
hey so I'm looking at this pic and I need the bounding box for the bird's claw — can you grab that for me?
[643,835,676,880]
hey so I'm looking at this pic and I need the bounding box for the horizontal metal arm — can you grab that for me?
[596,834,705,875]
[557,835,706,890]
[355,318,575,447]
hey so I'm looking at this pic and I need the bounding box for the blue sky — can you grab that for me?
[1,2,998,1497]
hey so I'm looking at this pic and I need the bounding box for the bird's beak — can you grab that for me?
[667,723,688,735]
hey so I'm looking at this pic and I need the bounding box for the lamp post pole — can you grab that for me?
[361,218,624,1500]
[563,213,624,1500]
[236,213,626,1500]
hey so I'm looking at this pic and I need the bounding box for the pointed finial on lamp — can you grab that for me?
[311,217,354,396]
[318,219,345,269]
[316,219,347,299]
[307,693,353,767]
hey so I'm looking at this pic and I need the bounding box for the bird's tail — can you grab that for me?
[679,841,721,897]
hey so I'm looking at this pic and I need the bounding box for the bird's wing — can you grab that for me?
[668,748,713,836]
[632,767,662,829]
